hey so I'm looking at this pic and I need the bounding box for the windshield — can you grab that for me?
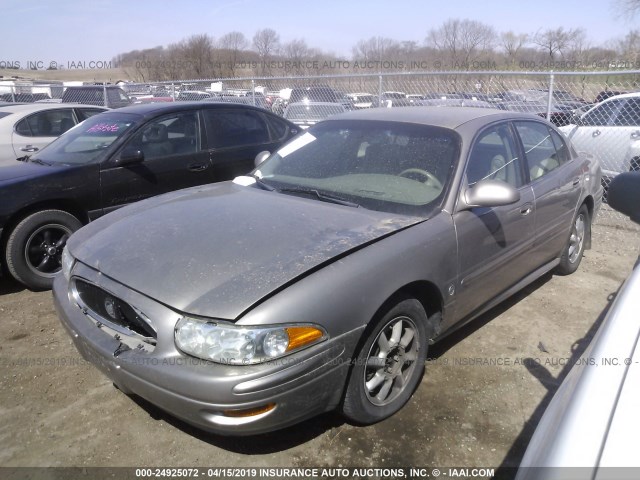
[285,104,345,120]
[254,120,460,216]
[31,112,140,165]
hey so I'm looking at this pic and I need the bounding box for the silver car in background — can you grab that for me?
[517,172,640,480]
[283,101,347,129]
[54,107,601,435]
[0,103,108,166]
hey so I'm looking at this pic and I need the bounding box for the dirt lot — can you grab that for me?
[0,210,638,475]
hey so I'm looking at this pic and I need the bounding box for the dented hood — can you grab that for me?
[68,182,421,319]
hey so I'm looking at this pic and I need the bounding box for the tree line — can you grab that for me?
[111,19,640,82]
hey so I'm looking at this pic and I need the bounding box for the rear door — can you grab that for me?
[12,108,76,157]
[514,121,583,264]
[99,110,213,213]
[453,122,536,321]
[202,107,297,180]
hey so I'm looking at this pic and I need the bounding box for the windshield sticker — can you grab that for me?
[86,123,120,133]
[277,132,316,158]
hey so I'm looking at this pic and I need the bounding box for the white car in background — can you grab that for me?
[517,171,640,479]
[0,103,108,167]
[560,92,640,183]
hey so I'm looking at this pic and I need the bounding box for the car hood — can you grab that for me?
[68,182,422,320]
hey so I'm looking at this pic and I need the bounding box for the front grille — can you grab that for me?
[74,280,156,339]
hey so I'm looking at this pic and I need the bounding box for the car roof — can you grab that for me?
[287,101,345,107]
[111,101,273,116]
[333,106,539,129]
[600,91,640,101]
[0,103,108,114]
[65,85,123,89]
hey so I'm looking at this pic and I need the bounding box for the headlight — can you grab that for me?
[174,318,325,365]
[61,247,75,281]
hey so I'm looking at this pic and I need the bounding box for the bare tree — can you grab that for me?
[219,31,248,76]
[352,36,399,63]
[615,0,640,16]
[616,30,640,62]
[180,34,216,78]
[532,27,584,60]
[501,31,529,65]
[253,28,280,73]
[427,19,496,67]
[282,38,311,74]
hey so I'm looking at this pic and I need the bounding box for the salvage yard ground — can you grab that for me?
[0,209,638,473]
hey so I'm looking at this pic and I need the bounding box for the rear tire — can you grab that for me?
[5,210,82,290]
[342,297,430,425]
[556,204,589,276]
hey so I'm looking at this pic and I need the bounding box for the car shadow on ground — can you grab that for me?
[0,274,25,296]
[428,273,555,359]
[491,287,619,479]
[129,394,345,453]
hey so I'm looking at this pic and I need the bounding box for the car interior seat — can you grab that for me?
[142,123,172,158]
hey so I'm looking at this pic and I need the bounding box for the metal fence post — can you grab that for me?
[378,75,383,107]
[11,86,15,103]
[546,72,555,122]
[103,82,108,107]
[251,78,256,106]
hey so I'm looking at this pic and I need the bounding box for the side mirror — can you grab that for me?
[255,150,270,167]
[116,147,144,166]
[462,179,520,209]
[608,172,640,224]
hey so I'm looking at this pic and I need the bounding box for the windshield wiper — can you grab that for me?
[278,187,360,208]
[249,174,275,191]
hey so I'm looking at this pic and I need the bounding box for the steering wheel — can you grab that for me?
[399,168,443,190]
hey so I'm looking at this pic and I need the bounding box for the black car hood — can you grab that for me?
[69,182,421,319]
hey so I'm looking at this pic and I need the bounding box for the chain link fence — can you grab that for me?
[2,71,640,225]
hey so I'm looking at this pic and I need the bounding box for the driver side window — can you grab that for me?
[466,124,523,188]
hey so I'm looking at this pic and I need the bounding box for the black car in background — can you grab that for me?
[0,102,299,289]
[61,85,132,109]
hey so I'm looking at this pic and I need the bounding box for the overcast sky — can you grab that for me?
[0,0,633,62]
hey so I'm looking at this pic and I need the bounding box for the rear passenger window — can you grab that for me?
[612,98,640,126]
[204,110,270,148]
[549,129,571,164]
[515,121,562,181]
[77,108,106,121]
[16,109,75,137]
[266,115,291,141]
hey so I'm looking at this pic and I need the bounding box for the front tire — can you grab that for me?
[556,204,589,276]
[342,297,430,425]
[5,210,82,290]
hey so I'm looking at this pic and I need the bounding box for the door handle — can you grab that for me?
[572,177,580,187]
[631,131,640,139]
[592,130,601,137]
[520,204,533,216]
[188,163,208,172]
[20,145,39,152]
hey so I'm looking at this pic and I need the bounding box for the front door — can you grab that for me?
[452,122,536,322]
[99,111,212,214]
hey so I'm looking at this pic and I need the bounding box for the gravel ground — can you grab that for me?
[0,210,638,476]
